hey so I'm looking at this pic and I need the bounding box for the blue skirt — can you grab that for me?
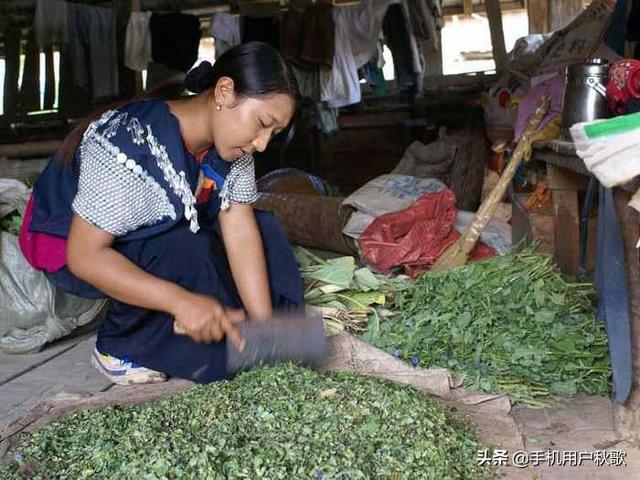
[47,211,304,383]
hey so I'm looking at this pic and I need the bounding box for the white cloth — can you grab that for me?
[344,0,399,69]
[320,0,398,108]
[34,0,69,46]
[320,8,361,108]
[125,11,152,72]
[210,13,241,59]
[571,119,640,188]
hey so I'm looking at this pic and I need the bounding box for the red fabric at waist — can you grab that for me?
[19,194,68,273]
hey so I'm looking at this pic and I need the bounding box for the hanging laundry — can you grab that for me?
[406,0,443,50]
[320,0,397,108]
[242,16,281,50]
[150,13,201,73]
[67,3,119,101]
[400,1,425,96]
[283,1,335,71]
[34,0,69,47]
[209,12,241,59]
[360,59,387,97]
[320,8,360,108]
[342,0,398,68]
[292,66,321,101]
[315,103,340,135]
[125,11,152,72]
[383,3,420,99]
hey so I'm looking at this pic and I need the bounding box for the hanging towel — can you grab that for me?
[283,1,335,71]
[210,12,241,59]
[34,0,69,47]
[67,3,119,100]
[125,11,152,72]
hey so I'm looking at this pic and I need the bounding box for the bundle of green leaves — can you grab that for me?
[294,247,405,336]
[367,251,611,406]
[1,365,490,480]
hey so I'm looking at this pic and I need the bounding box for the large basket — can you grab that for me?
[255,192,357,255]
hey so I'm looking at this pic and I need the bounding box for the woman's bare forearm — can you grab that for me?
[219,204,273,319]
[67,215,188,316]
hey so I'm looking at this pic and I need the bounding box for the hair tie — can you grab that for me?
[184,61,215,94]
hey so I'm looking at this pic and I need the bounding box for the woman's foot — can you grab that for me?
[91,346,167,385]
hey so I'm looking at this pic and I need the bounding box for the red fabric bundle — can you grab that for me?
[358,189,495,276]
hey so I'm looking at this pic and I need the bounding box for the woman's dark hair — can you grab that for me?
[184,42,299,100]
[58,42,299,164]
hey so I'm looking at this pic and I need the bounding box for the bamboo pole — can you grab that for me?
[432,95,551,271]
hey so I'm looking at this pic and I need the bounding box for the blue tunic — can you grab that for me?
[25,100,304,382]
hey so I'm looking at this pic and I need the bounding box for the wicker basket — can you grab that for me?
[255,192,357,255]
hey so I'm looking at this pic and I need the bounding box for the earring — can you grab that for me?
[216,103,222,111]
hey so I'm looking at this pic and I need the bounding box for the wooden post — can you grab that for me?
[548,0,585,32]
[528,0,550,33]
[614,189,640,444]
[528,0,585,33]
[43,45,56,110]
[547,164,589,276]
[485,0,507,73]
[3,27,21,120]
[463,0,473,16]
[19,28,41,113]
[114,0,136,99]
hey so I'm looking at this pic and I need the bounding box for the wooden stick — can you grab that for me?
[485,0,508,72]
[432,95,551,271]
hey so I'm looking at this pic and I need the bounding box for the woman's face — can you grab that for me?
[209,80,295,162]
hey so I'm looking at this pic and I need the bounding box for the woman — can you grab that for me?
[19,42,305,385]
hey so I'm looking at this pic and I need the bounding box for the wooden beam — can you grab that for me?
[485,0,508,72]
[527,0,550,33]
[442,1,525,16]
[18,28,41,113]
[3,27,20,119]
[527,0,584,33]
[0,140,62,159]
[548,0,584,31]
[115,0,136,99]
[463,0,473,16]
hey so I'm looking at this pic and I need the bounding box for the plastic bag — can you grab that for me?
[358,189,495,275]
[0,179,107,354]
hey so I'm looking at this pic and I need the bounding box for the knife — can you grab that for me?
[174,311,326,374]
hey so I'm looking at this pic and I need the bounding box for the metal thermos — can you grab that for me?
[561,59,610,139]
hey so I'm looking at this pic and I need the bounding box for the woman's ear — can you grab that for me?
[213,76,236,108]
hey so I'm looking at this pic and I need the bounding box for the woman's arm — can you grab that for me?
[67,215,245,346]
[218,203,273,320]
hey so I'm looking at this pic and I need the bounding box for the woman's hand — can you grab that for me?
[172,292,246,350]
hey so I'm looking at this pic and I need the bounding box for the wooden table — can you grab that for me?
[530,140,592,276]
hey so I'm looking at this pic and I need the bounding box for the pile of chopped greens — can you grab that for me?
[0,211,22,236]
[294,247,404,336]
[367,251,611,406]
[1,364,490,480]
